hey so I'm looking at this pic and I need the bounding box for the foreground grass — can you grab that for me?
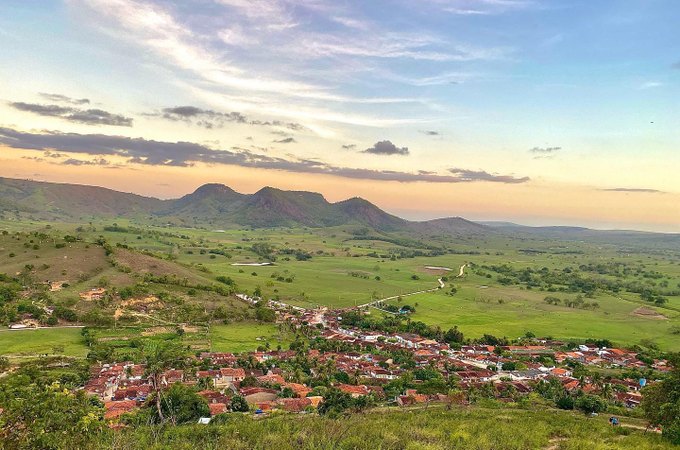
[0,327,86,357]
[100,406,673,450]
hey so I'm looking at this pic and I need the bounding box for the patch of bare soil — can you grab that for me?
[632,306,668,320]
[422,266,452,275]
[544,436,567,450]
[141,326,172,336]
[121,295,161,309]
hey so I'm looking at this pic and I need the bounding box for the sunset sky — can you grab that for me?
[1,0,679,231]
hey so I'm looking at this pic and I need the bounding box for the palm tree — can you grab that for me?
[142,340,185,423]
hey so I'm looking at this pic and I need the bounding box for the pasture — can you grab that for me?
[0,327,87,357]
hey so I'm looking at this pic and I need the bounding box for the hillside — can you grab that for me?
[19,404,679,449]
[0,178,485,235]
[0,177,164,220]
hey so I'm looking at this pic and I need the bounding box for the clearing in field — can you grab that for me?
[0,328,87,357]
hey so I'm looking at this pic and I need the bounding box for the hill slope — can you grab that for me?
[0,177,165,220]
[0,177,486,235]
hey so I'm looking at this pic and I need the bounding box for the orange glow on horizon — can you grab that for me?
[1,151,678,233]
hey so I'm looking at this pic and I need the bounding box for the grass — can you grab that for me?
[210,322,292,353]
[96,405,675,449]
[395,287,680,349]
[0,328,87,357]
[1,220,679,350]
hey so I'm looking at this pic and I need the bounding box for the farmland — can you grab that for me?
[0,327,87,357]
[1,218,679,350]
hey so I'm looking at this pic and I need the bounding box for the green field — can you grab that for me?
[0,328,87,357]
[389,287,680,348]
[210,322,293,353]
[1,219,679,351]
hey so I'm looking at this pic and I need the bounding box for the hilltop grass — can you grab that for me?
[96,405,674,450]
[0,328,87,357]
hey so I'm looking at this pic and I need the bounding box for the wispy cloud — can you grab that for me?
[600,188,664,194]
[639,81,663,90]
[148,105,309,132]
[39,93,90,105]
[427,0,534,16]
[529,146,561,154]
[273,137,297,144]
[9,101,133,127]
[0,127,529,184]
[420,130,441,136]
[448,167,529,183]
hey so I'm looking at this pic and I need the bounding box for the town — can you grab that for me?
[90,291,670,422]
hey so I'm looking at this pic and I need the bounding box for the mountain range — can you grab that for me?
[0,177,486,235]
[2,177,679,250]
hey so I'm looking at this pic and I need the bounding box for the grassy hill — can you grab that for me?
[74,405,676,449]
[0,177,491,234]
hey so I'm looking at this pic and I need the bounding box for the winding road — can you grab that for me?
[456,263,468,278]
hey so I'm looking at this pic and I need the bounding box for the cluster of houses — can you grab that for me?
[77,291,672,422]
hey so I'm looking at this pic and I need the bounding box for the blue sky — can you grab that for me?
[0,0,679,230]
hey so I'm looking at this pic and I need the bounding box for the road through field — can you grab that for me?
[357,278,445,309]
[456,263,468,277]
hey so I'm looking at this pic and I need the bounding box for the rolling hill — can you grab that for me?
[0,177,486,234]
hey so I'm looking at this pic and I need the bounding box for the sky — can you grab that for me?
[0,0,679,231]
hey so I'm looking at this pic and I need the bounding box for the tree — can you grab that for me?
[318,388,352,417]
[641,353,680,443]
[148,383,209,425]
[575,394,607,414]
[230,394,250,412]
[255,306,276,322]
[444,326,464,344]
[141,340,186,423]
[0,382,105,449]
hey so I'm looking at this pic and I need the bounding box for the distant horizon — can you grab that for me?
[3,174,679,235]
[2,1,679,233]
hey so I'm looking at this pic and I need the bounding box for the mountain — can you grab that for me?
[0,178,484,235]
[0,177,164,220]
[480,221,680,250]
[410,217,489,236]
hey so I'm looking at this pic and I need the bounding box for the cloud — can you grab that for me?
[529,146,561,154]
[61,157,110,166]
[363,140,409,156]
[341,144,356,150]
[151,106,307,131]
[9,101,133,127]
[431,0,533,15]
[448,168,529,183]
[273,137,296,144]
[672,61,680,70]
[0,127,529,184]
[39,93,90,105]
[600,188,664,194]
[639,81,663,90]
[419,130,440,136]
